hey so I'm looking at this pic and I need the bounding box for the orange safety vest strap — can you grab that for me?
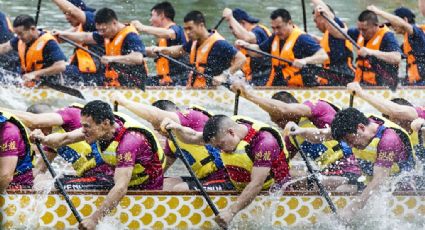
[69,24,97,74]
[18,32,56,74]
[354,26,390,85]
[241,24,272,81]
[104,26,147,87]
[268,28,304,87]
[188,32,225,88]
[155,24,176,85]
[403,25,425,84]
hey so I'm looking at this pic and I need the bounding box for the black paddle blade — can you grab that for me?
[39,80,85,99]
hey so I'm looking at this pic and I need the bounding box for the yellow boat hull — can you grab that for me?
[1,190,424,229]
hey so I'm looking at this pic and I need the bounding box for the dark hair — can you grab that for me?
[270,9,291,23]
[184,10,206,25]
[151,1,175,21]
[203,115,229,143]
[152,100,178,111]
[81,100,114,125]
[13,15,36,29]
[26,103,53,114]
[272,91,299,103]
[95,8,118,24]
[331,108,369,141]
[391,98,413,107]
[358,10,378,25]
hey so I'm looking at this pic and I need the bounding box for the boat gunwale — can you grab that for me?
[4,189,425,196]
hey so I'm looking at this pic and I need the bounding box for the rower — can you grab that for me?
[0,110,34,193]
[32,100,165,229]
[331,108,415,221]
[153,10,246,88]
[342,9,401,86]
[222,8,272,86]
[162,114,290,228]
[1,103,116,189]
[311,0,355,86]
[54,8,148,87]
[231,81,361,192]
[131,1,188,86]
[0,11,19,73]
[52,0,105,86]
[111,93,232,191]
[0,15,67,86]
[347,82,425,165]
[235,8,328,87]
[367,5,425,86]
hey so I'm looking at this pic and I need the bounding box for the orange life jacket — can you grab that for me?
[188,32,224,88]
[317,27,355,85]
[156,24,176,86]
[403,24,425,84]
[69,24,97,74]
[18,32,57,87]
[354,26,390,85]
[241,24,272,81]
[268,27,304,87]
[104,25,148,87]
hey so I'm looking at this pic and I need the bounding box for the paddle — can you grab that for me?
[301,0,308,32]
[213,17,225,31]
[113,102,118,112]
[155,52,231,88]
[319,12,398,90]
[35,0,42,26]
[58,35,146,91]
[349,92,355,108]
[0,68,85,100]
[291,130,338,214]
[233,91,240,115]
[35,140,83,223]
[166,129,220,216]
[242,46,354,85]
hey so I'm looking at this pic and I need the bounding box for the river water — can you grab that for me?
[0,0,420,70]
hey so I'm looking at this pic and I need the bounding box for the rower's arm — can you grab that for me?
[32,128,85,149]
[342,165,390,218]
[420,0,425,16]
[348,82,418,121]
[300,48,328,65]
[132,21,176,39]
[30,60,67,78]
[228,167,270,215]
[368,5,413,35]
[0,41,13,55]
[33,148,57,176]
[243,91,312,119]
[105,51,145,65]
[234,41,262,57]
[155,45,185,58]
[116,97,179,127]
[223,9,257,43]
[52,0,86,25]
[291,127,333,143]
[0,156,18,193]
[229,51,246,74]
[362,48,401,65]
[87,167,132,225]
[0,108,64,129]
[56,31,97,45]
